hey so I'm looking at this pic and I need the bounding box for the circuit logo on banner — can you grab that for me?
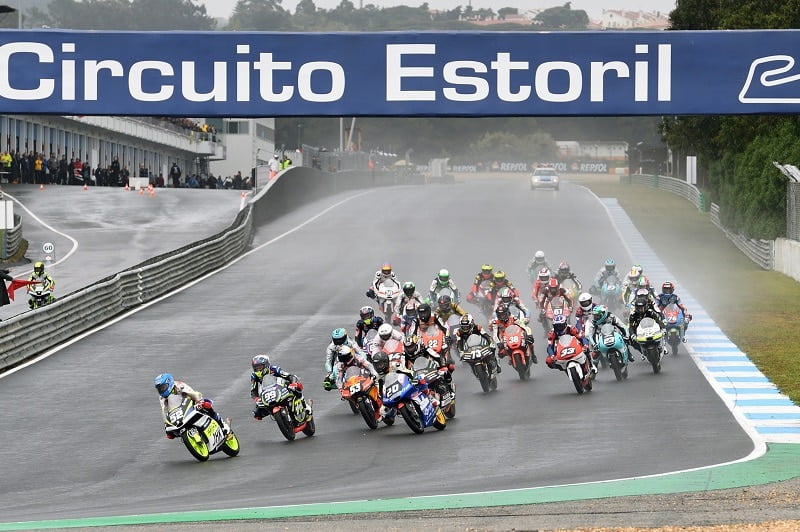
[0,30,798,116]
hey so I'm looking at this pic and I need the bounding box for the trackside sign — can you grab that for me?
[0,29,798,116]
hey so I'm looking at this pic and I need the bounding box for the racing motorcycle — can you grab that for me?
[373,279,402,322]
[459,333,498,393]
[340,366,390,429]
[635,317,665,374]
[499,323,533,380]
[164,395,239,462]
[28,282,55,310]
[541,295,571,335]
[412,356,456,419]
[559,278,580,301]
[430,286,457,306]
[552,333,594,394]
[592,322,630,381]
[663,297,690,356]
[466,279,494,320]
[382,370,446,434]
[601,274,622,312]
[257,375,315,441]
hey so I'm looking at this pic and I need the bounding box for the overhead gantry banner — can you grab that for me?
[0,29,798,116]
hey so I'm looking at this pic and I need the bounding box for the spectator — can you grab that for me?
[119,165,130,188]
[47,153,57,184]
[138,163,149,178]
[58,156,68,185]
[33,154,44,184]
[0,268,14,317]
[110,156,120,186]
[169,162,182,188]
[72,158,83,185]
[223,175,233,189]
[0,151,11,183]
[280,154,292,170]
[232,171,242,190]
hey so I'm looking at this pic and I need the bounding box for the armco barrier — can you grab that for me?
[0,167,403,373]
[710,203,774,270]
[628,174,705,211]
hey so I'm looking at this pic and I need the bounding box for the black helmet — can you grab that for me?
[496,304,510,321]
[437,294,451,309]
[402,281,415,297]
[403,335,418,355]
[336,346,354,364]
[418,303,431,321]
[372,352,389,374]
[459,314,474,333]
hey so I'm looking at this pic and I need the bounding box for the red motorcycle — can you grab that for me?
[466,279,494,320]
[552,333,593,395]
[339,366,389,430]
[540,295,571,335]
[500,323,533,380]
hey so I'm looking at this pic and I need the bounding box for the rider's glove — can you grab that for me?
[366,288,376,299]
[545,355,556,368]
[288,381,303,392]
[322,375,335,391]
[165,430,175,439]
[197,400,213,410]
[686,314,693,322]
[253,410,263,421]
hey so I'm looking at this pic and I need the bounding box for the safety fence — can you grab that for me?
[0,214,22,260]
[627,174,707,211]
[710,203,774,270]
[0,167,414,373]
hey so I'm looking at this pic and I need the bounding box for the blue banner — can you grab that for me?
[0,30,799,116]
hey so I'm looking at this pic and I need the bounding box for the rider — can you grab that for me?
[628,290,667,356]
[574,292,595,332]
[418,303,449,335]
[250,354,312,419]
[555,261,583,292]
[493,286,531,319]
[333,345,378,391]
[368,323,405,358]
[366,262,398,299]
[490,304,538,364]
[584,304,633,363]
[400,301,421,336]
[324,328,368,390]
[655,281,692,342]
[531,267,552,308]
[544,314,596,374]
[428,269,460,305]
[354,306,385,348]
[591,258,618,295]
[453,313,501,373]
[490,270,517,301]
[466,264,494,304]
[398,281,424,316]
[538,277,573,316]
[27,261,56,308]
[154,373,230,437]
[526,250,551,281]
[434,294,467,328]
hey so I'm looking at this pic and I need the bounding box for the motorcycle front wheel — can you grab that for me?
[475,364,491,393]
[181,428,210,462]
[221,432,240,457]
[302,417,316,437]
[568,366,585,394]
[274,408,296,441]
[645,346,662,374]
[609,350,624,381]
[400,402,425,434]
[358,398,379,430]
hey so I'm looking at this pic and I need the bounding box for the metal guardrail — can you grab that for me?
[1,214,22,260]
[709,203,774,270]
[628,174,707,211]
[0,205,254,372]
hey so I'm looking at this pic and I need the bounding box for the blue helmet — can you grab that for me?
[331,327,347,346]
[252,354,270,379]
[553,314,568,335]
[154,373,174,398]
[604,258,616,272]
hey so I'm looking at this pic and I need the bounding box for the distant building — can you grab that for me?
[600,10,670,30]
[207,118,277,183]
[557,141,628,161]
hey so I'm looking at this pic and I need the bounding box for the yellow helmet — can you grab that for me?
[34,261,44,275]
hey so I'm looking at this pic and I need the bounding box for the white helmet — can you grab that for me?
[578,292,593,310]
[534,250,545,262]
[378,323,393,340]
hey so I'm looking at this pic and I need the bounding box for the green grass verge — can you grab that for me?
[574,175,800,404]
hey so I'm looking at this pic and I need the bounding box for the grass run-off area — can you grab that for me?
[572,174,800,405]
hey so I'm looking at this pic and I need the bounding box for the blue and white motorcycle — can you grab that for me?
[382,371,447,434]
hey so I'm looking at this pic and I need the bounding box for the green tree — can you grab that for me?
[227,0,290,30]
[534,2,589,30]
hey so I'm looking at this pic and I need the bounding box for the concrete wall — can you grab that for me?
[774,238,800,282]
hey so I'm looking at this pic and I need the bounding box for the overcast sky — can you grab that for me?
[199,1,676,21]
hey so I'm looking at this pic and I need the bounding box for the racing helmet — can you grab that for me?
[635,288,650,304]
[251,354,270,378]
[553,314,568,336]
[495,304,510,321]
[437,294,451,310]
[380,262,392,276]
[33,261,44,275]
[459,314,474,333]
[661,281,674,295]
[480,264,493,279]
[359,306,375,325]
[534,250,546,264]
[372,352,389,374]
[403,335,418,355]
[498,287,513,305]
[578,292,593,311]
[418,303,432,321]
[493,270,507,284]
[437,269,450,284]
[537,267,551,282]
[337,346,354,364]
[154,373,174,398]
[633,264,644,277]
[402,281,416,297]
[557,261,571,276]
[627,267,639,281]
[331,327,348,346]
[378,323,393,340]
[547,277,559,295]
[592,304,609,323]
[604,258,616,272]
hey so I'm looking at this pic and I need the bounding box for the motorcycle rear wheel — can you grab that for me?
[646,347,662,374]
[221,432,240,457]
[475,365,491,393]
[358,398,379,430]
[444,401,456,419]
[275,408,296,441]
[515,356,529,381]
[669,334,680,357]
[181,429,210,462]
[400,403,425,434]
[302,417,316,437]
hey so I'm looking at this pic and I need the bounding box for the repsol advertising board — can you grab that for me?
[1,30,799,116]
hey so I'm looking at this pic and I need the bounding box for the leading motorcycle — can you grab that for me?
[164,395,239,462]
[374,279,402,322]
[635,317,665,374]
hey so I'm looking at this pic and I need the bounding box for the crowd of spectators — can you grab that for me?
[156,117,218,141]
